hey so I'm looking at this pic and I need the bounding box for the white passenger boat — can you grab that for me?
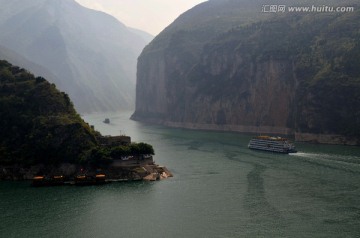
[248,135,297,154]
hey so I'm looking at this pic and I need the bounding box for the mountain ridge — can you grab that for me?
[0,0,152,113]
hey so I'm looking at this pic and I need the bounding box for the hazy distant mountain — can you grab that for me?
[132,0,360,145]
[0,0,152,112]
[128,27,154,43]
[0,44,62,85]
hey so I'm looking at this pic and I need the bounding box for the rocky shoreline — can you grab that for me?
[295,133,360,146]
[131,116,295,135]
[0,162,173,184]
[131,117,360,146]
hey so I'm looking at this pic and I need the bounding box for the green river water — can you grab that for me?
[1,111,360,238]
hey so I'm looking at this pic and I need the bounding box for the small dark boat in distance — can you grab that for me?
[74,174,92,186]
[32,175,65,187]
[74,173,108,186]
[95,174,106,184]
[32,175,46,187]
[248,135,297,154]
[103,118,110,124]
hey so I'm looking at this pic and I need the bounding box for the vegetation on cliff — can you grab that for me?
[0,60,154,166]
[88,142,155,166]
[133,0,360,141]
[191,10,360,136]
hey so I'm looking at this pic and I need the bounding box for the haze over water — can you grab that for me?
[1,111,360,237]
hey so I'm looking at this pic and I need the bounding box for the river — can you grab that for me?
[1,111,360,237]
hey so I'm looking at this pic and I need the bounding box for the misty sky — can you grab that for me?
[75,0,208,35]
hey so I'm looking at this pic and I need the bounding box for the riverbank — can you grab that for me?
[130,117,294,135]
[131,117,360,146]
[295,133,360,146]
[0,162,173,184]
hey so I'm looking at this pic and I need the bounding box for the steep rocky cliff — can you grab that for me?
[132,0,360,145]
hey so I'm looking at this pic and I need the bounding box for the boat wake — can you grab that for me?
[289,152,360,172]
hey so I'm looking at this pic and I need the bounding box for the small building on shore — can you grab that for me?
[110,154,154,167]
[97,135,131,146]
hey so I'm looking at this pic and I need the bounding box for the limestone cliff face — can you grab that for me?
[184,57,296,130]
[134,48,296,134]
[135,55,167,118]
[133,0,360,144]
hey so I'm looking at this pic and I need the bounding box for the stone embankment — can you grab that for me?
[295,133,360,146]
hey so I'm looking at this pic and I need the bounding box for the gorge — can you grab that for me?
[132,0,360,145]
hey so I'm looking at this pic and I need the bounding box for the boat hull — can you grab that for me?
[248,137,297,154]
[248,146,297,154]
